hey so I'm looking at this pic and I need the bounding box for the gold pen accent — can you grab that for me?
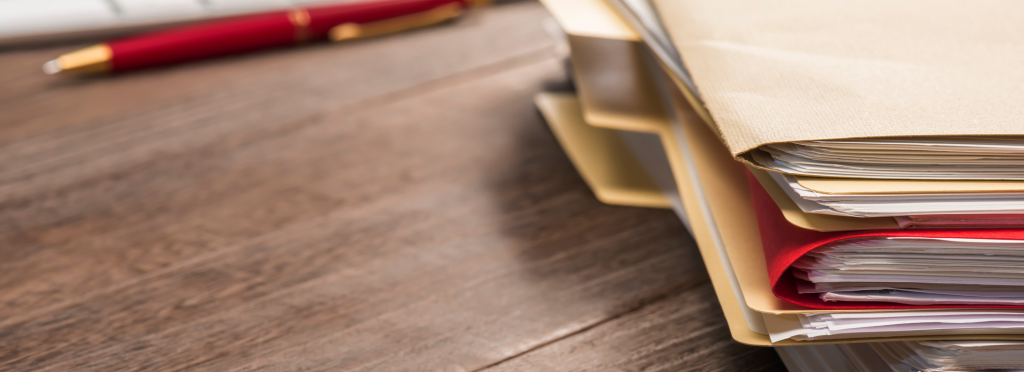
[329,2,466,42]
[287,8,312,42]
[42,44,113,75]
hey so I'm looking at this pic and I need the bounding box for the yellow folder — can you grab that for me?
[534,93,669,209]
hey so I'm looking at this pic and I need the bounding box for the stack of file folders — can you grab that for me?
[536,0,1024,370]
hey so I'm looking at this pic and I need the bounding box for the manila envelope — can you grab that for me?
[650,0,1024,168]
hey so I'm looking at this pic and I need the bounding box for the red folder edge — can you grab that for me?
[746,170,1024,310]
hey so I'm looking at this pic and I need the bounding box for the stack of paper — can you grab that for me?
[769,171,1024,219]
[535,0,1024,370]
[872,341,1024,371]
[795,237,1024,306]
[752,139,1024,180]
[768,311,1024,341]
[779,341,1024,372]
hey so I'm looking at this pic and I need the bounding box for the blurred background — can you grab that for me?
[0,1,785,371]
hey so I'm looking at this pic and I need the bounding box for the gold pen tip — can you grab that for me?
[42,60,62,75]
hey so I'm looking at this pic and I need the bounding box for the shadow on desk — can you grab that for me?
[0,2,785,371]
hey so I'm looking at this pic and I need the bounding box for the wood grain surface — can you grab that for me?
[0,2,787,371]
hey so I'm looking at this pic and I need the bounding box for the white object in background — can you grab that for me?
[202,0,293,14]
[115,0,206,20]
[0,0,347,46]
[0,0,119,42]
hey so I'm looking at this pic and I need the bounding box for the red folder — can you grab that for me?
[747,170,1024,310]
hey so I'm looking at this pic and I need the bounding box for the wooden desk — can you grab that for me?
[0,2,786,371]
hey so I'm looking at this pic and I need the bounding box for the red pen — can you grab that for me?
[44,0,486,75]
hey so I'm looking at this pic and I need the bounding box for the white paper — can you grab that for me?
[753,137,1024,180]
[768,310,1024,342]
[777,172,1024,217]
[794,237,1024,306]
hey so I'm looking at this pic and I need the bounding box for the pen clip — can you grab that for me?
[329,2,465,42]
